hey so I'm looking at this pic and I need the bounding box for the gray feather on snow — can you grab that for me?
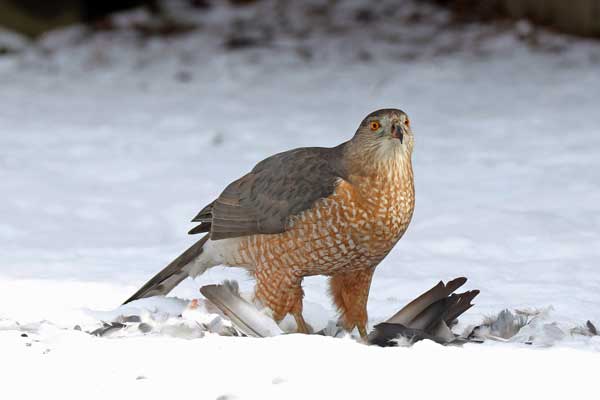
[200,281,284,338]
[367,277,480,346]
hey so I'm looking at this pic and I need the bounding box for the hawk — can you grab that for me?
[124,108,415,338]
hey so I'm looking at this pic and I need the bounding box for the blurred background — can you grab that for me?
[0,0,599,326]
[2,0,600,38]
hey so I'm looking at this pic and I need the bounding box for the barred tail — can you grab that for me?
[122,234,210,305]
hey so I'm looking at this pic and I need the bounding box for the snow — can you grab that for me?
[1,331,599,400]
[1,0,600,397]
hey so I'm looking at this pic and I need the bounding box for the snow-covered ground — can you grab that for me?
[1,1,599,398]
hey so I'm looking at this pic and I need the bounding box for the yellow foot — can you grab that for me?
[293,313,310,334]
[357,325,368,340]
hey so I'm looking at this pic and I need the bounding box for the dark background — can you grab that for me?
[1,0,599,38]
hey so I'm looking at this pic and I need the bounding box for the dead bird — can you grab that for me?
[199,277,480,346]
[367,277,479,346]
[466,309,530,342]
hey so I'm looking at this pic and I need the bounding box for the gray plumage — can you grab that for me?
[123,109,408,308]
[367,277,479,346]
[488,309,529,339]
[189,145,348,240]
[385,277,467,325]
[196,277,479,345]
[200,282,283,337]
[587,320,598,336]
[124,145,349,305]
[123,235,209,304]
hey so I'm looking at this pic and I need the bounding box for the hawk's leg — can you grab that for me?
[254,267,308,333]
[329,267,375,338]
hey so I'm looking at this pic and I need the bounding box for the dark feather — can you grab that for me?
[368,277,479,347]
[368,323,450,346]
[408,296,455,331]
[89,322,126,337]
[587,320,598,336]
[445,290,480,324]
[191,202,214,222]
[384,277,467,326]
[188,145,349,240]
[188,222,211,235]
[122,235,209,304]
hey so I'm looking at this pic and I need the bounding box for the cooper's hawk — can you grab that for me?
[124,108,415,338]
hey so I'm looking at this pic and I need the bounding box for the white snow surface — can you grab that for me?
[1,1,600,398]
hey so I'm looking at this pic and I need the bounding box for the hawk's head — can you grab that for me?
[350,108,414,165]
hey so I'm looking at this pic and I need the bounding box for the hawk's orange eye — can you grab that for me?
[369,121,381,131]
[405,118,410,127]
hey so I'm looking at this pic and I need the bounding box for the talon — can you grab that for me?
[293,313,310,334]
[357,325,368,339]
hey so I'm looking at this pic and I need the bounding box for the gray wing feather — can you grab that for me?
[200,282,284,337]
[368,278,479,346]
[384,277,467,326]
[122,235,209,304]
[190,145,348,240]
[445,289,480,323]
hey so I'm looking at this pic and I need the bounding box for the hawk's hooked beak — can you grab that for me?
[391,124,404,143]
